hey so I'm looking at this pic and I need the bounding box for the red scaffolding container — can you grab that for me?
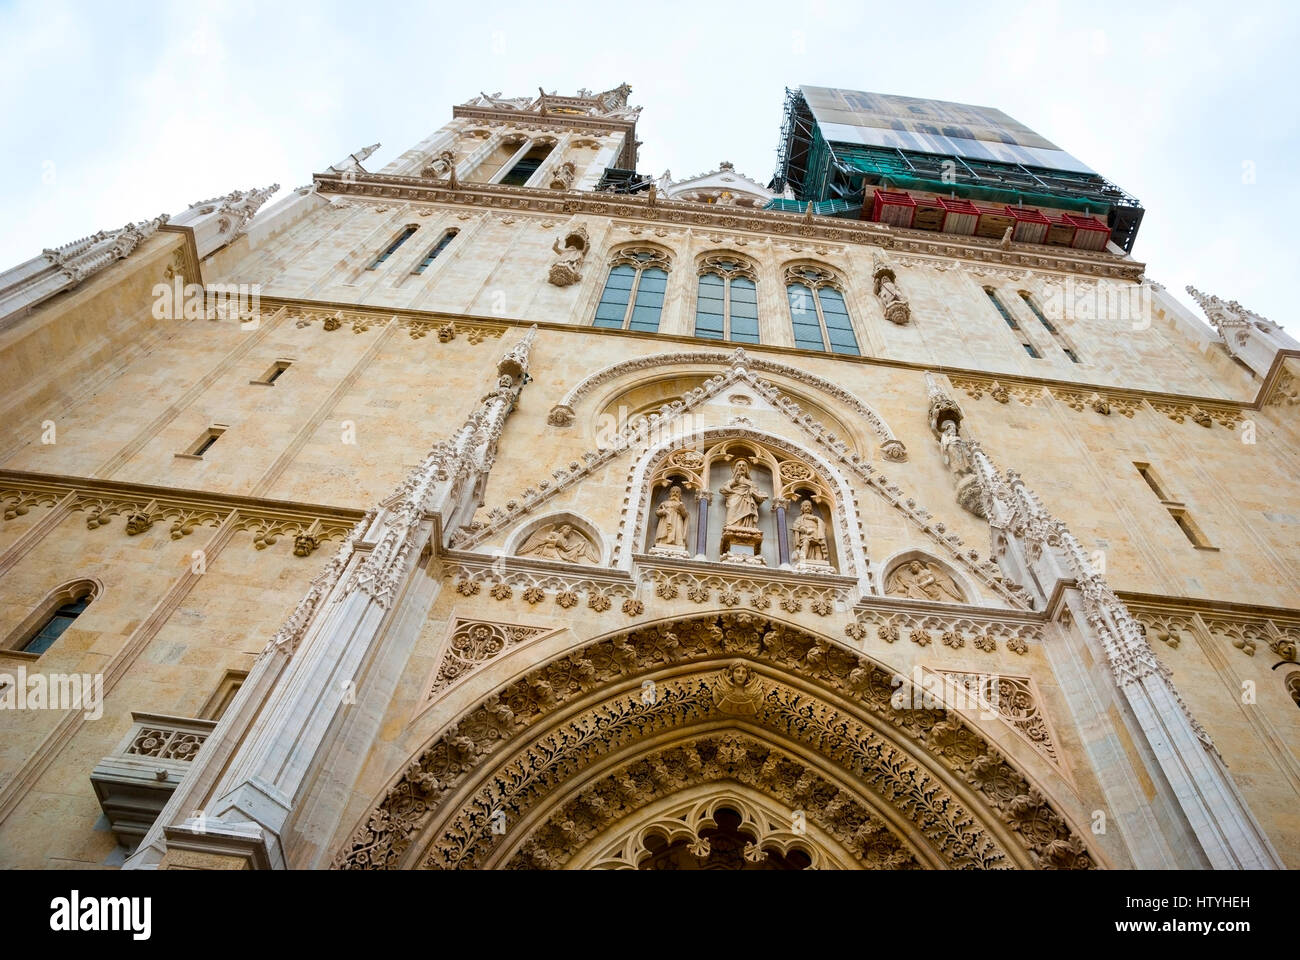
[936,197,979,235]
[974,204,1016,240]
[1062,212,1111,251]
[869,189,916,228]
[1006,205,1051,244]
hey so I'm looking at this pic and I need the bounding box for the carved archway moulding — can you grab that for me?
[331,613,1097,871]
[547,347,906,462]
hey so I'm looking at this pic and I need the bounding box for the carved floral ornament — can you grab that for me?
[949,375,1242,427]
[0,481,356,557]
[332,614,1094,870]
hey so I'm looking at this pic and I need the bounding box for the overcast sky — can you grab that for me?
[3,0,1296,324]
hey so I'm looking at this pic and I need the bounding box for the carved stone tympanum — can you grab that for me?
[886,559,965,604]
[517,522,599,564]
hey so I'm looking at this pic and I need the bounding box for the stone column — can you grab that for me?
[773,498,790,565]
[695,490,711,559]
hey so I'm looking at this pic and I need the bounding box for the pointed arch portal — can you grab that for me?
[333,613,1095,870]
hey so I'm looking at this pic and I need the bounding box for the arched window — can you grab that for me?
[412,229,458,274]
[5,580,99,656]
[593,247,671,333]
[695,255,759,343]
[784,265,859,355]
[367,224,418,270]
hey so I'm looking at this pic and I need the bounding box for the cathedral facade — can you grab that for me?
[0,84,1296,870]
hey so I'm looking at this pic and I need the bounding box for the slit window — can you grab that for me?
[1020,291,1082,363]
[412,230,458,274]
[986,287,1042,359]
[1134,462,1214,549]
[367,225,418,269]
[254,360,291,385]
[188,427,225,458]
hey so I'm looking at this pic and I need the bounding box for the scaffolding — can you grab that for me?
[770,86,1146,252]
[595,167,654,194]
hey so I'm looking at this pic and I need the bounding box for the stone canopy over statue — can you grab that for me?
[719,459,766,563]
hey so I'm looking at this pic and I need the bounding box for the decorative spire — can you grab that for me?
[329,143,381,175]
[39,215,170,282]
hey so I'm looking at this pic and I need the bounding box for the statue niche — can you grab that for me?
[651,484,692,559]
[517,521,600,564]
[548,226,589,287]
[644,441,838,571]
[719,458,766,563]
[885,558,965,604]
[790,500,831,572]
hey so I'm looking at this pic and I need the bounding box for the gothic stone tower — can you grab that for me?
[0,84,1296,871]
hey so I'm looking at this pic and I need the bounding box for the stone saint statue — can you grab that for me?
[654,485,690,549]
[886,559,964,603]
[719,459,765,532]
[938,419,973,477]
[518,523,599,564]
[791,501,829,566]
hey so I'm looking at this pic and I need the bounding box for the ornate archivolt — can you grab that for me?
[331,614,1095,870]
[546,346,906,462]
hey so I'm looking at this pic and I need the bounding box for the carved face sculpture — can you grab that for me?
[909,561,924,575]
[669,487,682,502]
[558,524,573,539]
[800,501,813,517]
[729,663,750,685]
